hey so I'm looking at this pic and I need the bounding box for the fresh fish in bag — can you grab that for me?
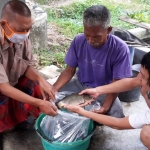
[56,93,94,108]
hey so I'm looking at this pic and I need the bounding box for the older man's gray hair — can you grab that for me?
[83,5,110,29]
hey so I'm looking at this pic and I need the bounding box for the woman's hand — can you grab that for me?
[64,105,84,113]
[79,88,99,99]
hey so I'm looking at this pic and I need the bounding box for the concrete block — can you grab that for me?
[128,28,150,40]
[47,76,58,85]
[38,65,63,79]
[26,0,48,50]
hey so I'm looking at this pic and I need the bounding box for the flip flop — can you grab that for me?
[16,120,35,130]
[0,132,4,150]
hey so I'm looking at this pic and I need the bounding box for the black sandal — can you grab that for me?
[0,132,4,150]
[16,120,35,131]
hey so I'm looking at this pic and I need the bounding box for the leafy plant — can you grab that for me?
[127,10,149,22]
[53,52,66,68]
[35,0,150,69]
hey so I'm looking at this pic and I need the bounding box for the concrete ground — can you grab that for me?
[2,66,149,150]
[2,95,148,150]
[89,95,149,150]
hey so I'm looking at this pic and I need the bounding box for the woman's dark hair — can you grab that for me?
[141,52,150,86]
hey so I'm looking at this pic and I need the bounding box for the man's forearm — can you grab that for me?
[25,66,42,82]
[53,66,76,91]
[53,71,73,91]
[95,78,140,95]
[102,93,118,113]
[0,83,41,106]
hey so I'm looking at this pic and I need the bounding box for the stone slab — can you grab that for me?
[38,65,63,80]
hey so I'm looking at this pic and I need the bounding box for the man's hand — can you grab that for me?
[25,66,57,101]
[38,77,57,101]
[38,100,58,116]
[79,88,99,99]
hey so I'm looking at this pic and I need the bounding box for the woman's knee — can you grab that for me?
[140,125,150,148]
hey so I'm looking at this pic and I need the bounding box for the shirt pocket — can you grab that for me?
[9,57,30,85]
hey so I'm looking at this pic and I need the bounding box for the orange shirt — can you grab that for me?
[0,26,35,86]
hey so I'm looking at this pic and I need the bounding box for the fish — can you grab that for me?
[56,93,94,109]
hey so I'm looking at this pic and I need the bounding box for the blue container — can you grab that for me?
[35,113,95,150]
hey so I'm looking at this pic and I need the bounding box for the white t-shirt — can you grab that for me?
[129,109,150,129]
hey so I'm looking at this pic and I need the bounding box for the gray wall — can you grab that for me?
[0,0,25,18]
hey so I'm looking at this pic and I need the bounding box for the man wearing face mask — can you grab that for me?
[52,5,132,119]
[0,1,57,145]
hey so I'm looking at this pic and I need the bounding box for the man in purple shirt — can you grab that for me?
[53,5,132,118]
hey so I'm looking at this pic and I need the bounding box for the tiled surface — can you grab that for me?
[3,95,149,150]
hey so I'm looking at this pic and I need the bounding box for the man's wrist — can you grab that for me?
[95,87,103,95]
[53,83,60,91]
[34,98,42,107]
[36,75,43,83]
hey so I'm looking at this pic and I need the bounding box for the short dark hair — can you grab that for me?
[83,5,110,28]
[141,52,150,86]
[1,1,31,19]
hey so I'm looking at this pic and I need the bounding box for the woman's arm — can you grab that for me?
[80,77,141,98]
[65,105,133,130]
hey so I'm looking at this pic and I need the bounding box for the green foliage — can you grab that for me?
[138,0,150,4]
[53,52,66,67]
[35,0,150,68]
[127,10,150,22]
[46,0,138,38]
[34,49,52,67]
[34,0,50,5]
[34,48,67,68]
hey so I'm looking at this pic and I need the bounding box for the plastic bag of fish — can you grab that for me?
[40,110,90,143]
[55,91,101,111]
[55,91,94,108]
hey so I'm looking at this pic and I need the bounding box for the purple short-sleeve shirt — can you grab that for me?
[65,33,132,87]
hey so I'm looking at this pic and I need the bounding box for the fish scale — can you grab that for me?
[56,93,93,109]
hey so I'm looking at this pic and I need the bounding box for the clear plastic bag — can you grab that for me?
[55,91,75,103]
[40,110,90,143]
[84,101,101,112]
